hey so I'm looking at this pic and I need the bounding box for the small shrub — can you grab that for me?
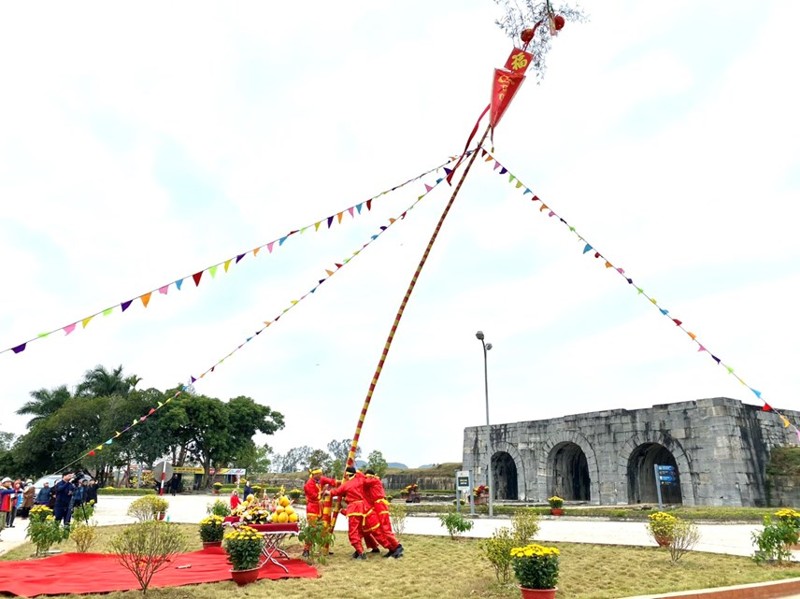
[297,518,335,564]
[484,526,515,583]
[71,522,98,553]
[438,511,474,540]
[752,515,798,564]
[288,488,302,501]
[71,500,96,524]
[389,502,407,537]
[669,519,700,563]
[127,495,169,522]
[111,521,186,593]
[774,508,800,529]
[511,509,540,543]
[206,499,231,517]
[547,496,564,509]
[26,506,70,556]
[98,487,156,496]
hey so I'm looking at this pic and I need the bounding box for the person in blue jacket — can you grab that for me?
[53,472,76,526]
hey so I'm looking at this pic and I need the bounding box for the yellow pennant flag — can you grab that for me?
[141,292,152,308]
[314,222,321,231]
[781,415,791,428]
[224,259,232,272]
[82,315,94,328]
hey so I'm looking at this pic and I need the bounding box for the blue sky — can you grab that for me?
[1,1,799,468]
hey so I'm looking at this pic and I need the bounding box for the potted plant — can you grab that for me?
[212,481,223,495]
[647,511,678,547]
[199,515,225,549]
[547,496,564,516]
[510,543,560,599]
[224,526,264,585]
[474,484,489,505]
[26,506,71,556]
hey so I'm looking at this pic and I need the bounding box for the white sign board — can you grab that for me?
[456,470,471,491]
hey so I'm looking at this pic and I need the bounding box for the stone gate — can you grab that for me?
[461,397,800,507]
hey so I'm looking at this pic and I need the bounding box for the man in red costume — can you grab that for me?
[327,466,402,559]
[303,468,336,558]
[364,468,403,558]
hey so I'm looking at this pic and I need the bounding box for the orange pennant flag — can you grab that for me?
[687,332,697,340]
[325,269,334,276]
[337,212,343,224]
[253,247,261,257]
[141,292,152,308]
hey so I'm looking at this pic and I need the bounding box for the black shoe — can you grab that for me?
[370,548,381,554]
[302,550,310,558]
[352,552,366,560]
[391,544,404,559]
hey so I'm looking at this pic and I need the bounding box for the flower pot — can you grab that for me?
[203,541,222,550]
[158,512,166,521]
[654,535,672,547]
[230,566,261,586]
[550,508,564,516]
[520,586,557,599]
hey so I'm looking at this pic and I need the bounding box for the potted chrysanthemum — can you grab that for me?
[224,526,264,585]
[547,496,564,516]
[199,515,225,549]
[511,543,560,599]
[646,511,678,547]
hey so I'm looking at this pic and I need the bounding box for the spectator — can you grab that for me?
[85,479,98,506]
[19,480,35,518]
[6,480,21,528]
[35,482,52,506]
[0,478,15,540]
[169,474,180,496]
[53,472,76,526]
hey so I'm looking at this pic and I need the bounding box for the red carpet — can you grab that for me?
[0,547,318,597]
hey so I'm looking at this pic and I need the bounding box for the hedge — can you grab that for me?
[98,487,157,496]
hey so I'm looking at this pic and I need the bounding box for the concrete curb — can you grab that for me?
[621,577,800,599]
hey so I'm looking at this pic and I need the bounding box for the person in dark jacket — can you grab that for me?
[169,474,180,496]
[35,482,53,505]
[85,480,98,505]
[53,472,76,525]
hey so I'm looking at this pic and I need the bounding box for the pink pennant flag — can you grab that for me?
[348,207,354,217]
[425,183,434,192]
[64,323,77,335]
[158,285,169,295]
[697,345,706,353]
[267,241,275,253]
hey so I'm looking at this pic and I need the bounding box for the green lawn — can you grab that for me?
[3,524,800,598]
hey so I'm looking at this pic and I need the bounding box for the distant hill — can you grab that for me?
[387,462,408,470]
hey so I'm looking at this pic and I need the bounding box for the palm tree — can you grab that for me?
[16,385,72,429]
[76,365,138,398]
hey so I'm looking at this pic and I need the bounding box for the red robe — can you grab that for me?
[363,474,399,549]
[303,475,337,517]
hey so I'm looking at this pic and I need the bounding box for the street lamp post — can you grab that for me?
[475,330,494,517]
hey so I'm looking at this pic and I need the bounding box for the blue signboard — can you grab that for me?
[657,465,676,472]
[659,475,676,483]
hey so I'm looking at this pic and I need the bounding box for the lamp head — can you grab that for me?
[475,331,484,340]
[486,343,493,351]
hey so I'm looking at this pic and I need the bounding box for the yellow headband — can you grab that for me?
[310,469,323,475]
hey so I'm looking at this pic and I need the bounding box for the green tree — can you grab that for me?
[327,438,362,477]
[366,450,389,477]
[235,442,273,478]
[308,449,333,472]
[76,364,137,398]
[280,446,313,473]
[16,385,72,429]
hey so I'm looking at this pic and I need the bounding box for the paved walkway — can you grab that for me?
[0,494,769,559]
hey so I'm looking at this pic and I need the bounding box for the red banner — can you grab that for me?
[490,68,525,128]
[504,48,533,75]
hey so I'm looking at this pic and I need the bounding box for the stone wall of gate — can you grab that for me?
[462,397,800,507]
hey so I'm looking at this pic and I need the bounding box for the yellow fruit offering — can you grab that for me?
[288,512,298,523]
[279,496,290,507]
[274,505,284,514]
[275,511,289,523]
[285,506,295,515]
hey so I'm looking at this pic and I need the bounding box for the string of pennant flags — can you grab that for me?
[2,153,467,359]
[57,161,454,471]
[480,147,800,440]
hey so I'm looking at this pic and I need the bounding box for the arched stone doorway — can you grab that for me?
[492,451,518,500]
[627,443,682,504]
[548,442,591,501]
